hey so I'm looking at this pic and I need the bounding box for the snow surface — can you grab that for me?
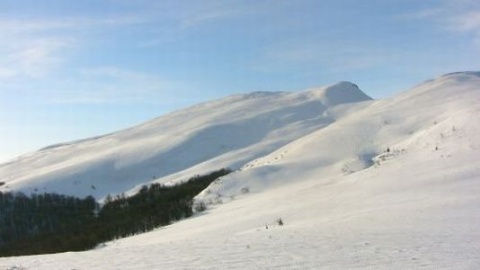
[1,72,480,269]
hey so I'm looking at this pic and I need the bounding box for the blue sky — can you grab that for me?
[1,0,479,162]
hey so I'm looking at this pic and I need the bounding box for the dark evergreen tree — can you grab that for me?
[0,168,231,257]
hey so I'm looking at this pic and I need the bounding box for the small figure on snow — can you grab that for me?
[276,218,284,226]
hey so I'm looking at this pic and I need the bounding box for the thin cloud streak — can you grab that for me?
[0,13,145,80]
[14,38,72,78]
[407,0,480,42]
[0,15,145,33]
[0,37,73,79]
[139,1,283,47]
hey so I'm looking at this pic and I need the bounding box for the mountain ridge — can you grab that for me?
[0,80,373,199]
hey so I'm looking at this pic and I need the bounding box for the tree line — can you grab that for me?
[0,168,230,257]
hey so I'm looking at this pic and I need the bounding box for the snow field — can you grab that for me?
[1,72,479,269]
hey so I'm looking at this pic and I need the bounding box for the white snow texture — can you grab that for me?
[1,72,480,269]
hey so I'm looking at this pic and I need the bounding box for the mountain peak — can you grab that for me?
[306,81,372,106]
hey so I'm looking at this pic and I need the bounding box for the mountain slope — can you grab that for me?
[0,72,479,269]
[0,81,371,199]
[198,72,480,204]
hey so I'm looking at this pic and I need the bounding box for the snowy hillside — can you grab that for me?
[0,82,371,199]
[198,71,480,204]
[1,72,480,269]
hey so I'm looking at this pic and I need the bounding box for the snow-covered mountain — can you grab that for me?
[199,71,480,204]
[0,81,371,199]
[1,72,480,269]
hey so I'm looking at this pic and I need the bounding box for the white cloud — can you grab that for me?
[0,15,144,33]
[450,10,480,32]
[0,13,147,80]
[0,10,191,105]
[139,0,294,46]
[0,37,73,79]
[0,67,16,79]
[409,0,480,42]
[0,19,71,80]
